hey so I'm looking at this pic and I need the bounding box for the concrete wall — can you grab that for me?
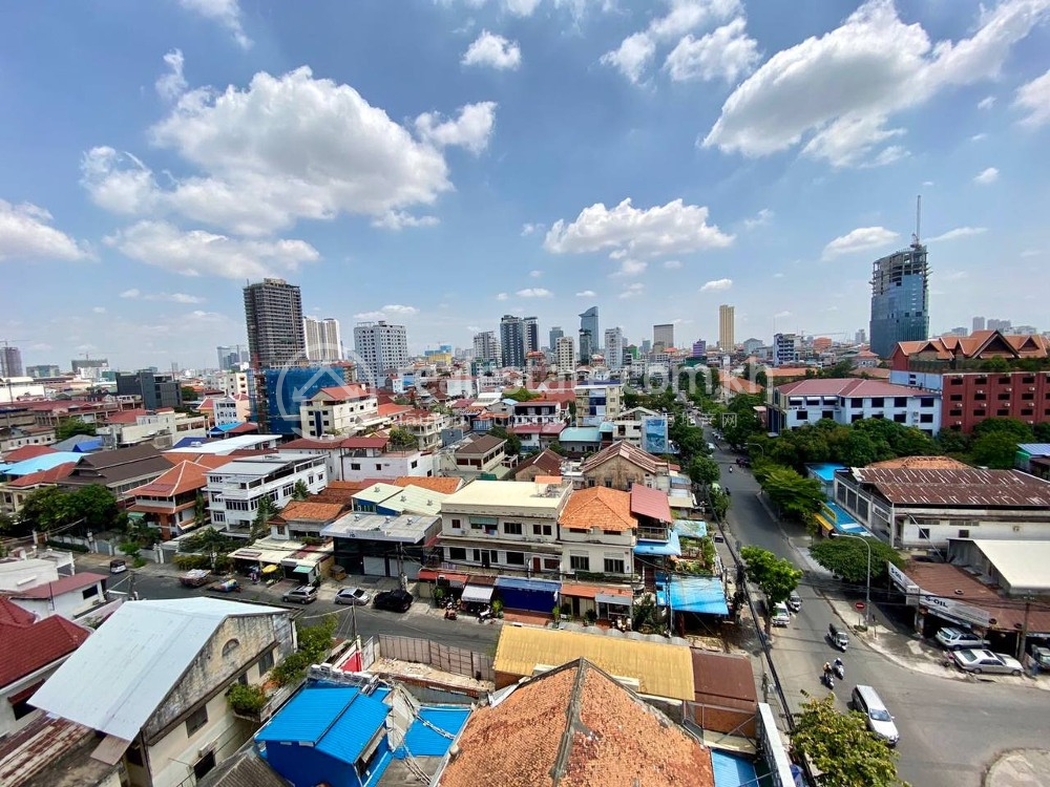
[582,456,669,492]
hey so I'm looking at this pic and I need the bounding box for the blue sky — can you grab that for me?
[2,0,1049,371]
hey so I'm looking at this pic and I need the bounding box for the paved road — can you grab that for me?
[711,440,1049,787]
[101,565,500,655]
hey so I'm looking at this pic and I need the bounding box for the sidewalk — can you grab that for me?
[985,750,1050,787]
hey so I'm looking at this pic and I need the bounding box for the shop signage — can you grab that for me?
[919,593,992,628]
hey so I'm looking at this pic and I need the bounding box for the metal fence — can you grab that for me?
[378,634,495,682]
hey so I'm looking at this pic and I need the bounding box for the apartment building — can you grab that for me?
[769,378,940,435]
[298,384,381,438]
[574,383,623,426]
[557,487,636,579]
[278,435,434,482]
[205,453,328,533]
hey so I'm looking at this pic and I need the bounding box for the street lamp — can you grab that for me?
[830,532,873,628]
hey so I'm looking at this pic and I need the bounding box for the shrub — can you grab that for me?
[227,683,267,714]
[174,554,212,571]
[46,539,89,553]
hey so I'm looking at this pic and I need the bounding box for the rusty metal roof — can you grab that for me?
[853,467,1050,507]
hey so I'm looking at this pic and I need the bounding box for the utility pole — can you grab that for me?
[1017,596,1033,661]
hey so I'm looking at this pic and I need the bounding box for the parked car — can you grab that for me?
[335,587,371,606]
[373,589,413,613]
[934,626,989,651]
[282,585,318,604]
[1029,644,1050,669]
[952,648,1023,676]
[828,622,849,651]
[109,559,127,574]
[787,591,802,612]
[771,602,791,627]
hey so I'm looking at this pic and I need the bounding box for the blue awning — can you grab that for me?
[634,530,681,557]
[711,751,760,787]
[494,576,561,593]
[656,575,728,616]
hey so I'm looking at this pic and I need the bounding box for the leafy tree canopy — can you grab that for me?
[488,425,522,456]
[16,484,119,537]
[809,537,905,583]
[55,418,97,442]
[752,464,827,527]
[792,696,906,787]
[388,426,420,450]
[739,546,802,605]
[970,431,1022,469]
[292,480,310,500]
[503,387,541,402]
[687,455,720,486]
[972,417,1034,443]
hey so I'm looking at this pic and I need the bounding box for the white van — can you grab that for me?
[851,685,899,746]
[771,602,791,627]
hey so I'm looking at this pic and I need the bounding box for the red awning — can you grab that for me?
[417,569,469,588]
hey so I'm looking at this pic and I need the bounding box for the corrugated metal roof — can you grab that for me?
[1018,443,1050,457]
[854,467,1050,507]
[399,707,470,758]
[30,598,285,741]
[0,452,83,476]
[629,484,673,523]
[256,687,364,745]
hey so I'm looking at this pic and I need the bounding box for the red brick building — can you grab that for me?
[890,330,1050,433]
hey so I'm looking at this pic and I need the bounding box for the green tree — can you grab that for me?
[739,546,802,605]
[488,425,522,456]
[55,418,96,441]
[292,480,310,500]
[180,386,199,402]
[791,696,906,787]
[251,497,280,541]
[388,427,419,450]
[1034,422,1050,443]
[16,484,119,537]
[809,538,904,583]
[709,488,730,521]
[753,465,827,527]
[686,455,720,486]
[721,394,764,447]
[971,431,1021,469]
[971,417,1034,443]
[840,430,881,467]
[504,387,540,402]
[193,492,208,528]
[547,441,564,456]
[935,429,971,456]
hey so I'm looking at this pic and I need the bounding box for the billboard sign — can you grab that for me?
[642,416,668,454]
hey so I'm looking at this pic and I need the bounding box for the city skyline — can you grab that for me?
[2,1,1049,370]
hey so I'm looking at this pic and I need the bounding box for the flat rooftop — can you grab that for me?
[441,479,568,510]
[968,539,1050,593]
[323,513,440,543]
[208,452,322,477]
[165,434,281,455]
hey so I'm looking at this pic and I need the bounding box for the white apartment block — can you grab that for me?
[607,407,661,448]
[277,436,434,482]
[354,321,409,385]
[771,379,941,435]
[219,371,250,398]
[394,409,449,451]
[556,336,575,377]
[574,383,624,426]
[304,316,342,362]
[299,384,381,438]
[97,409,208,449]
[604,328,625,371]
[206,453,328,532]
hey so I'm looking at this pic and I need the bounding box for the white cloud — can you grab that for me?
[1013,68,1050,128]
[104,220,319,279]
[544,198,733,258]
[0,199,91,262]
[973,166,999,184]
[462,31,522,70]
[703,0,1050,167]
[382,304,420,315]
[120,288,141,299]
[371,211,440,230]
[529,269,543,278]
[618,282,645,299]
[941,270,969,282]
[119,288,207,303]
[88,67,473,236]
[970,132,988,141]
[663,259,683,269]
[1020,248,1041,257]
[926,226,988,242]
[774,310,791,318]
[516,287,553,298]
[978,95,996,110]
[521,222,544,236]
[742,208,773,230]
[664,18,760,83]
[505,0,542,14]
[439,0,607,19]
[354,310,386,321]
[414,101,498,155]
[576,289,597,297]
[611,259,648,277]
[177,0,251,49]
[156,49,188,101]
[700,277,732,291]
[496,292,509,300]
[602,0,742,83]
[821,226,899,259]
[92,307,107,314]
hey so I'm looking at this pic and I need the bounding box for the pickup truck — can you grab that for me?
[179,569,211,588]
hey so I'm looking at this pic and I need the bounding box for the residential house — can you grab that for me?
[558,487,636,580]
[507,422,565,452]
[437,479,571,576]
[604,406,660,448]
[768,378,941,435]
[299,385,382,438]
[389,475,463,495]
[1,460,78,515]
[278,435,434,483]
[269,500,346,541]
[442,657,713,787]
[450,434,507,480]
[323,512,441,579]
[391,409,448,451]
[30,598,296,787]
[0,566,109,624]
[59,444,174,503]
[833,461,1050,548]
[579,440,676,492]
[557,426,603,458]
[512,448,563,482]
[96,408,209,450]
[0,426,56,453]
[254,674,469,787]
[0,597,90,737]
[205,453,328,534]
[128,460,213,540]
[574,382,623,426]
[631,484,680,585]
[197,395,250,429]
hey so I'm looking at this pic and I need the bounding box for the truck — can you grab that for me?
[179,569,211,588]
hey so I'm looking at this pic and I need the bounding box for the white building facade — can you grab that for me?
[771,379,941,435]
[299,385,381,438]
[206,454,328,532]
[354,321,409,386]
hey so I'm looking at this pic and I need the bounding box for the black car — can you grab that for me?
[373,589,413,613]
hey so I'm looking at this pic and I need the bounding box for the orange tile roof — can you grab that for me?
[390,476,463,495]
[580,441,669,476]
[441,659,714,787]
[1,445,57,463]
[561,487,636,532]
[129,460,209,498]
[6,462,78,489]
[277,500,346,522]
[316,384,371,400]
[894,331,1049,361]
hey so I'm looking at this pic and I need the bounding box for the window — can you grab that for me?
[532,524,552,536]
[411,460,418,469]
[503,522,523,536]
[851,413,863,423]
[822,410,834,420]
[920,413,933,423]
[82,585,99,600]
[795,410,809,421]
[569,527,587,534]
[949,409,962,417]
[604,558,625,574]
[894,397,907,407]
[193,752,216,781]
[850,398,863,408]
[222,638,241,658]
[920,397,934,408]
[974,392,987,401]
[603,529,621,537]
[998,375,1012,384]
[958,529,970,539]
[893,413,907,423]
[949,377,963,385]
[375,464,382,471]
[351,463,361,471]
[996,409,1010,416]
[1022,392,1035,400]
[505,551,525,565]
[973,410,984,417]
[543,558,560,570]
[918,527,931,541]
[186,705,208,736]
[570,555,590,571]
[449,547,467,561]
[998,392,1012,400]
[870,397,884,407]
[258,649,275,675]
[451,518,462,529]
[950,394,963,402]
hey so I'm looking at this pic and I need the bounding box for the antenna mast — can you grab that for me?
[913,194,921,246]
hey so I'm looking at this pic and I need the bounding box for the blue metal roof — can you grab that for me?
[316,692,390,763]
[210,422,243,434]
[711,750,760,787]
[0,452,83,476]
[634,529,681,557]
[806,463,848,482]
[494,576,561,593]
[598,422,615,433]
[559,427,602,442]
[824,502,871,536]
[51,435,103,452]
[397,707,470,758]
[657,575,728,616]
[1018,443,1050,456]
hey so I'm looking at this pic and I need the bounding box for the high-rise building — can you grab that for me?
[353,321,409,385]
[116,370,183,410]
[304,317,342,362]
[987,318,1012,332]
[579,307,599,353]
[216,345,249,371]
[26,364,61,379]
[653,324,674,351]
[772,333,801,367]
[604,327,625,371]
[869,242,929,357]
[578,329,593,365]
[691,340,707,358]
[243,278,305,368]
[524,317,540,354]
[640,339,652,355]
[854,329,867,346]
[473,331,500,365]
[556,335,575,376]
[71,358,109,380]
[972,316,986,333]
[549,326,563,351]
[718,305,735,350]
[0,346,23,378]
[499,316,526,369]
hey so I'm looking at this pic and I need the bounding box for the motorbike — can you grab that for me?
[822,670,835,689]
[478,606,494,622]
[832,658,845,680]
[444,605,458,621]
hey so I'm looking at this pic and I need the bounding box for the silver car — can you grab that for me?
[335,587,371,606]
[952,648,1023,676]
